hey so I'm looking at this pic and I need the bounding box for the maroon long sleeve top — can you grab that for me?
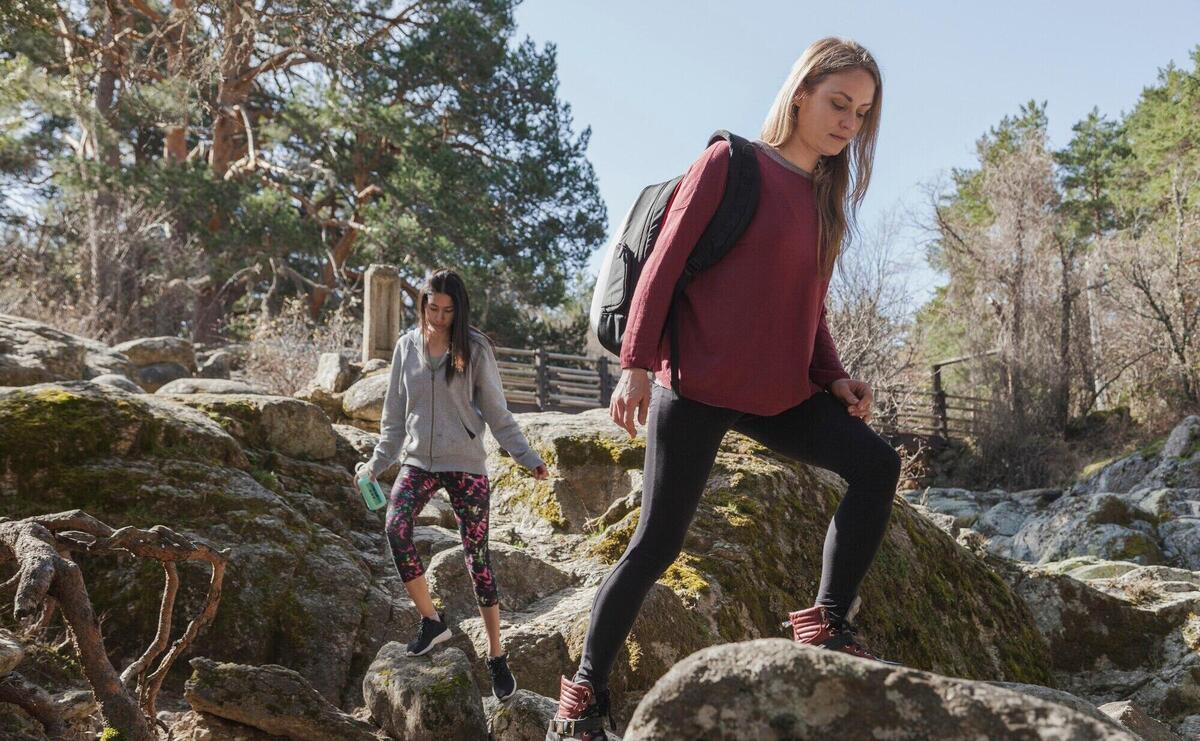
[619,139,850,416]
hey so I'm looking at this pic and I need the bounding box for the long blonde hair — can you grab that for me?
[760,37,882,279]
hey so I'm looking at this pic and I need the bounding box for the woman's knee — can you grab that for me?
[845,440,901,493]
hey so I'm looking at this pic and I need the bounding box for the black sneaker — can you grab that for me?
[406,613,450,656]
[486,653,517,702]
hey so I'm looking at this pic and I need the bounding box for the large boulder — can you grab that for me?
[1099,701,1184,740]
[0,382,414,708]
[426,542,576,620]
[996,556,1200,732]
[182,657,380,740]
[342,373,389,423]
[0,313,132,385]
[0,629,25,675]
[134,361,191,392]
[112,335,197,372]
[1008,492,1164,565]
[90,373,144,393]
[166,711,280,741]
[156,378,267,395]
[484,690,559,740]
[363,643,487,740]
[624,639,1135,740]
[162,393,337,460]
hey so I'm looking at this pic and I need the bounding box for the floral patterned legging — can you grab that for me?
[385,465,498,608]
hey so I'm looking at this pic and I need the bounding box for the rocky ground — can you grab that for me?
[0,313,1194,739]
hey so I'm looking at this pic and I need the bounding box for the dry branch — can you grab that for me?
[0,510,230,735]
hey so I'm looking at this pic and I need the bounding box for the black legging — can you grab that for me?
[576,384,901,690]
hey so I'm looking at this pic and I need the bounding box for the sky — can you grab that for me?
[512,0,1200,308]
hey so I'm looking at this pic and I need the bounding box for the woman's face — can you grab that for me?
[791,68,876,163]
[423,292,455,335]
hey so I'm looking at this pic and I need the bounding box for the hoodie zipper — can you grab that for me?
[429,361,435,462]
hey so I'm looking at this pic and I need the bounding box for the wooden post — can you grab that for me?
[931,363,949,440]
[534,347,548,411]
[362,264,402,363]
[597,357,613,407]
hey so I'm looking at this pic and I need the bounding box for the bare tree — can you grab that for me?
[1104,166,1200,405]
[0,510,229,737]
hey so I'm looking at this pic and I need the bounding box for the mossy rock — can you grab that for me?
[160,393,337,461]
[0,382,247,490]
[488,409,648,534]
[589,431,1054,685]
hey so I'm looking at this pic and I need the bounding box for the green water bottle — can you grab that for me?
[355,463,387,511]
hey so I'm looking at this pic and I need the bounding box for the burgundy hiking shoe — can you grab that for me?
[546,675,610,740]
[783,598,900,665]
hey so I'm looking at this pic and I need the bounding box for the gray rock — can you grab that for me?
[0,629,25,675]
[997,560,1200,727]
[413,525,461,562]
[161,393,337,460]
[135,361,191,392]
[184,657,380,740]
[901,487,986,528]
[1077,454,1159,496]
[1162,417,1200,460]
[113,335,197,371]
[332,424,399,480]
[343,373,390,422]
[156,378,268,395]
[197,351,233,379]
[90,373,144,393]
[417,496,459,530]
[625,639,1136,740]
[1098,701,1183,740]
[313,352,354,393]
[297,385,346,424]
[484,690,558,740]
[361,358,389,377]
[0,313,85,384]
[426,542,575,620]
[986,681,1132,734]
[363,644,487,741]
[1009,493,1163,565]
[1039,556,1142,581]
[54,689,97,721]
[168,710,281,741]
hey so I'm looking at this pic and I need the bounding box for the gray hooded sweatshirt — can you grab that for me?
[365,327,545,478]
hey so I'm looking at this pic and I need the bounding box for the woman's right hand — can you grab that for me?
[610,368,651,438]
[354,461,376,483]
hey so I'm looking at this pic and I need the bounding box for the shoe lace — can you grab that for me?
[487,655,508,684]
[830,618,879,657]
[417,617,441,644]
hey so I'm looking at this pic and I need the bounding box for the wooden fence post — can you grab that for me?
[931,363,949,440]
[534,347,548,411]
[597,357,613,407]
[362,265,402,363]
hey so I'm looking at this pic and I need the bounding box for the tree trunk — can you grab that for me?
[210,1,253,178]
[163,0,192,163]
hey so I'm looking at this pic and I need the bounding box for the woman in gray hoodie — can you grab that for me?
[360,269,547,702]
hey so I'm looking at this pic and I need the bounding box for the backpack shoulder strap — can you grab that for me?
[665,131,762,392]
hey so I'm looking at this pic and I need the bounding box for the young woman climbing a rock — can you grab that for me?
[359,269,549,703]
[549,37,901,740]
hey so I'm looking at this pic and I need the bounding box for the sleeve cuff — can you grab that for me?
[514,448,545,471]
[810,370,850,390]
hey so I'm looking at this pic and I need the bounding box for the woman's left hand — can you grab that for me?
[829,378,873,423]
[529,464,549,480]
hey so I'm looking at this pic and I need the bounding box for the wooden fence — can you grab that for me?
[494,345,997,442]
[495,347,617,411]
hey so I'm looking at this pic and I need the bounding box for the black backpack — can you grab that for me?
[588,130,761,391]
